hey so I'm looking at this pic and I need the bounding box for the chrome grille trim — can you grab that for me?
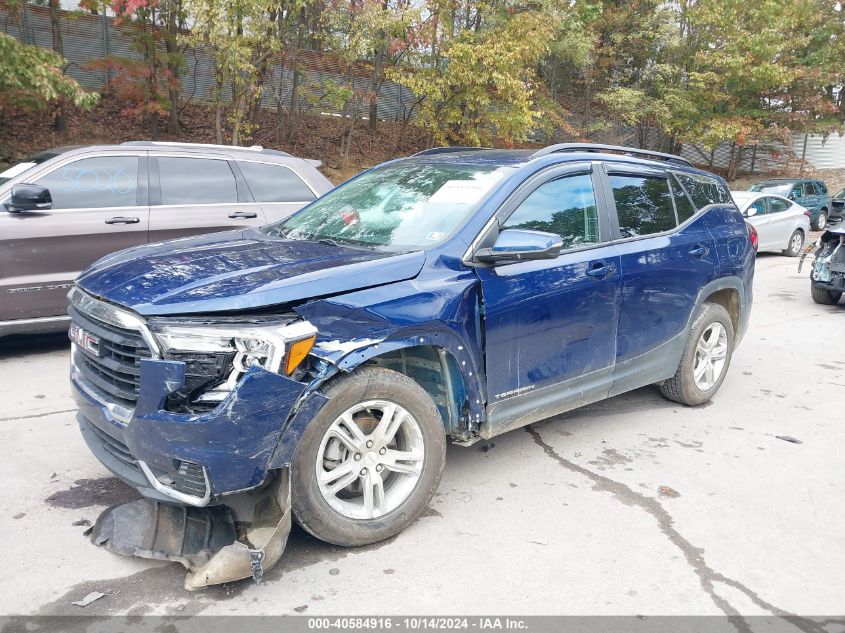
[69,287,158,423]
[68,287,160,356]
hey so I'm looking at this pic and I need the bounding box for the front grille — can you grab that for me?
[70,305,152,408]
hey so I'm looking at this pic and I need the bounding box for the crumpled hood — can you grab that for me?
[77,229,425,315]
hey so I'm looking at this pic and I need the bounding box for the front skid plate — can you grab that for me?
[90,472,292,590]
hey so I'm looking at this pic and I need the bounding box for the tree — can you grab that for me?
[0,32,99,129]
[183,0,282,144]
[83,0,185,137]
[389,1,558,146]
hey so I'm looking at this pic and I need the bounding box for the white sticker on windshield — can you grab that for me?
[426,231,446,241]
[429,179,494,205]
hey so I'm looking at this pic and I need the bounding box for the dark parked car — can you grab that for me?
[807,213,845,305]
[749,178,831,230]
[831,187,844,214]
[0,142,333,337]
[68,144,755,586]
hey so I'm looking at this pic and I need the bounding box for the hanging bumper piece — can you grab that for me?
[89,470,292,591]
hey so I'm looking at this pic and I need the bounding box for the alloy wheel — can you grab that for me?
[693,322,728,391]
[315,400,425,520]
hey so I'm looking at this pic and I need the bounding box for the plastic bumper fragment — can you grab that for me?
[90,470,292,590]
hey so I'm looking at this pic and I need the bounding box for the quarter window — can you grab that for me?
[237,161,315,203]
[35,156,139,209]
[158,157,237,205]
[674,172,732,209]
[502,174,600,249]
[610,175,677,237]
[669,174,696,223]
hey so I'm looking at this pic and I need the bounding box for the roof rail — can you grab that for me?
[120,141,290,155]
[533,143,693,168]
[412,147,492,157]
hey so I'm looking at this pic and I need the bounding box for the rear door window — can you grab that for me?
[804,182,817,196]
[748,198,767,216]
[502,173,600,249]
[237,161,315,203]
[34,156,140,209]
[767,197,790,213]
[609,175,677,237]
[157,157,238,205]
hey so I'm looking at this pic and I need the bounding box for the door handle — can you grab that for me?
[586,262,615,278]
[689,244,710,257]
[228,211,258,219]
[105,216,140,224]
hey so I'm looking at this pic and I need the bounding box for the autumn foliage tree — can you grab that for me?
[0,32,99,134]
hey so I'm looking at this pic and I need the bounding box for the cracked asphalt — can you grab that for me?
[1,252,843,619]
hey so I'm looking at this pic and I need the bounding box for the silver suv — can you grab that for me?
[0,142,333,337]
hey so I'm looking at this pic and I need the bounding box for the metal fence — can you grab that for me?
[1,1,419,122]
[4,1,844,171]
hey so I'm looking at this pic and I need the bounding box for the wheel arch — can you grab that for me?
[701,286,741,335]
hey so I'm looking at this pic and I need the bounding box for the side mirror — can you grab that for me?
[788,191,799,201]
[745,207,758,218]
[6,184,52,212]
[475,229,563,263]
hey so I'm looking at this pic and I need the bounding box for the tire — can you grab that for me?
[783,229,804,257]
[660,303,734,406]
[813,210,827,231]
[811,284,842,305]
[291,367,446,547]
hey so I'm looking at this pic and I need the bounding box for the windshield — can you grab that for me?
[0,151,62,186]
[749,182,791,196]
[834,188,845,199]
[264,162,513,249]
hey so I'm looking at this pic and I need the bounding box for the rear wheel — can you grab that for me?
[291,367,446,546]
[661,303,734,406]
[814,210,828,231]
[811,284,842,305]
[783,229,804,257]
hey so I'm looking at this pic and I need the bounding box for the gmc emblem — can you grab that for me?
[69,323,100,356]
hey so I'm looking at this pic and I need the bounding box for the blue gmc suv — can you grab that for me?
[69,144,755,581]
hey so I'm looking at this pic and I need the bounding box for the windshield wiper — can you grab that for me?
[317,238,340,247]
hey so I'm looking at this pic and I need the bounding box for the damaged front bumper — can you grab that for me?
[72,352,322,588]
[806,232,845,291]
[72,351,309,505]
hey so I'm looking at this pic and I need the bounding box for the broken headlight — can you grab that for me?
[149,317,317,409]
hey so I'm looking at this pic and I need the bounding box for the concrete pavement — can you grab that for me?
[0,252,843,617]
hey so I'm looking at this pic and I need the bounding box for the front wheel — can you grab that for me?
[814,211,827,231]
[661,303,734,406]
[811,284,842,305]
[291,367,446,546]
[783,229,804,257]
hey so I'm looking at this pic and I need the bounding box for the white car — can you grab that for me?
[731,190,812,256]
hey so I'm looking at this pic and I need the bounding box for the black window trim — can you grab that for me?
[465,161,614,266]
[599,162,737,243]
